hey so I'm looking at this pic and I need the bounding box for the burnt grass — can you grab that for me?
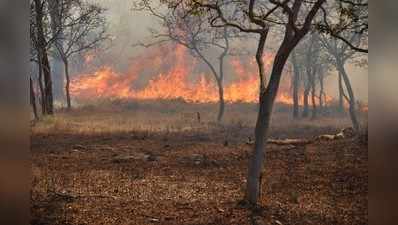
[31,104,367,225]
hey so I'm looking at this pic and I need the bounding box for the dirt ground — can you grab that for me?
[31,103,368,225]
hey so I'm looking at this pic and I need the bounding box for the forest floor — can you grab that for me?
[31,102,368,225]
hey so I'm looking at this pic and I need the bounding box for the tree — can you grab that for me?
[320,34,362,131]
[32,0,54,115]
[303,32,323,119]
[53,0,108,109]
[319,2,366,132]
[179,0,327,205]
[135,1,231,122]
[290,29,333,119]
[317,65,331,113]
[290,49,301,118]
[48,0,65,100]
[317,1,367,123]
[30,76,39,120]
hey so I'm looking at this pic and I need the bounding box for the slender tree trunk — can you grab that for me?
[291,50,300,119]
[337,60,360,132]
[216,78,225,123]
[246,52,291,205]
[37,56,46,115]
[194,46,225,122]
[216,37,228,122]
[30,77,39,120]
[319,73,325,112]
[338,71,344,112]
[31,24,45,115]
[216,78,224,122]
[63,58,72,109]
[310,74,317,119]
[302,83,310,118]
[42,55,54,115]
[34,0,54,115]
[245,32,268,205]
[42,46,54,115]
[49,0,65,100]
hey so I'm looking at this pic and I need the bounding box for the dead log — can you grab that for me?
[316,127,355,141]
[268,138,312,146]
[246,138,312,146]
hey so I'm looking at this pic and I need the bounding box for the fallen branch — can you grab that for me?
[268,138,312,146]
[245,127,356,146]
[246,138,312,146]
[316,127,355,141]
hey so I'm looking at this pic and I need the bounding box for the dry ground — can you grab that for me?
[31,101,368,225]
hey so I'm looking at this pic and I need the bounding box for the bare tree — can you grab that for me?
[48,0,65,100]
[296,32,319,119]
[52,0,108,109]
[32,0,54,115]
[319,20,365,132]
[175,0,328,205]
[293,30,332,118]
[135,1,231,122]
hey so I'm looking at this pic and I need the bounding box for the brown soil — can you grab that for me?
[31,128,367,225]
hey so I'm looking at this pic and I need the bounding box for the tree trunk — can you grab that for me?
[336,60,360,132]
[64,58,72,109]
[30,77,39,120]
[216,37,228,122]
[245,32,268,205]
[245,0,325,206]
[42,54,54,115]
[338,71,344,113]
[216,78,225,122]
[245,32,292,205]
[246,53,291,205]
[34,0,54,115]
[194,47,225,122]
[319,73,325,112]
[37,56,46,115]
[291,50,300,119]
[48,0,65,101]
[310,74,317,119]
[302,83,310,118]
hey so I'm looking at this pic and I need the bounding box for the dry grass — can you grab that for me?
[32,100,365,140]
[31,100,368,225]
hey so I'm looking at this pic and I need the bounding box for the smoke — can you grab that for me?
[86,0,368,103]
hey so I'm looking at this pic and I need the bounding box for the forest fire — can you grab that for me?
[71,44,330,105]
[30,0,368,224]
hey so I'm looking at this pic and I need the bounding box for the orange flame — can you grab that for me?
[71,44,334,106]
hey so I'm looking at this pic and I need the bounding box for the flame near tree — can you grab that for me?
[71,44,331,105]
